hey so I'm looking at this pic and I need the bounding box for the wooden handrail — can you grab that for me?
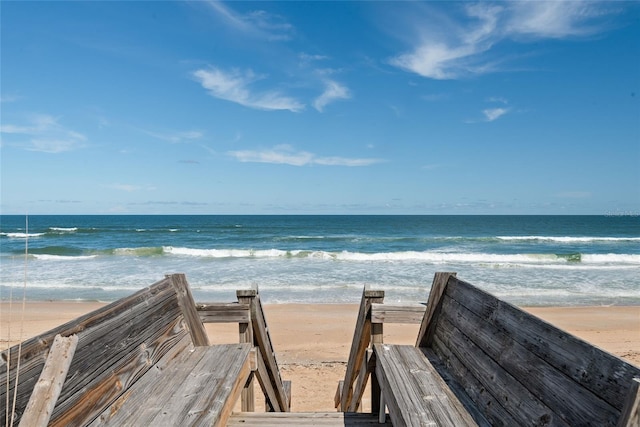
[196,302,250,323]
[337,288,384,412]
[238,290,290,412]
[195,291,290,413]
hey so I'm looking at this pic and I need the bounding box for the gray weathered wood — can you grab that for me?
[237,292,256,412]
[1,277,189,426]
[374,343,478,427]
[434,306,572,426]
[349,349,374,412]
[618,378,640,427]
[18,334,78,427]
[227,411,392,426]
[337,272,639,426]
[416,272,455,347]
[169,273,210,346]
[196,302,250,323]
[90,343,253,427]
[339,288,384,411]
[253,346,282,412]
[238,289,290,412]
[371,303,426,324]
[445,277,640,420]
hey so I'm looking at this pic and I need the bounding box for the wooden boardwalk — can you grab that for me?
[2,272,639,426]
[228,412,391,426]
[336,272,640,427]
[1,275,289,427]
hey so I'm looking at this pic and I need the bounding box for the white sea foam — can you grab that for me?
[163,246,289,258]
[159,247,640,265]
[50,227,78,232]
[32,254,97,261]
[497,236,640,242]
[1,232,46,238]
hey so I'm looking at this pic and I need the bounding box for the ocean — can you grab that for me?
[0,215,638,306]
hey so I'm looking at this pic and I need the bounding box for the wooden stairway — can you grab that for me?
[227,412,391,426]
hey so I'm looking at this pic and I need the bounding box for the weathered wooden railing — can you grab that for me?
[0,274,254,427]
[334,288,426,413]
[337,272,640,426]
[196,289,291,413]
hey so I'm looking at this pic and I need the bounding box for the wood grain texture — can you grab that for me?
[447,278,640,412]
[90,343,252,427]
[416,272,455,347]
[339,288,384,412]
[227,412,392,426]
[196,302,250,323]
[618,378,640,427]
[374,343,478,427]
[1,277,185,426]
[371,303,426,324]
[169,273,210,346]
[18,334,78,427]
[246,292,290,412]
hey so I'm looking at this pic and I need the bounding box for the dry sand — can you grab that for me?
[1,302,638,412]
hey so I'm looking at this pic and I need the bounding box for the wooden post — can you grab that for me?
[370,322,383,414]
[237,289,257,412]
[416,272,456,348]
[18,335,78,427]
[619,378,640,427]
[340,288,384,412]
[168,274,210,346]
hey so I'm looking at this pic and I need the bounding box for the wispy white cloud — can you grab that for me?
[143,129,203,143]
[313,80,351,112]
[483,107,509,122]
[193,67,304,112]
[390,1,617,80]
[507,1,610,39]
[204,0,295,41]
[0,114,86,153]
[228,144,382,167]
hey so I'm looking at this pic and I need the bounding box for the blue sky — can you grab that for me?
[1,1,639,215]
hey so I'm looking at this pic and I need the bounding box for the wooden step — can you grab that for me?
[227,412,391,426]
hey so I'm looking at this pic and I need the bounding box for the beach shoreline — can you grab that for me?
[1,302,638,412]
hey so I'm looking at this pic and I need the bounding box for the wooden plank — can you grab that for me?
[434,312,572,426]
[49,288,188,426]
[227,412,392,426]
[446,277,640,417]
[420,347,493,427]
[254,346,282,412]
[52,317,190,426]
[0,277,175,424]
[348,349,374,412]
[90,343,252,427]
[371,303,426,324]
[237,292,256,413]
[339,288,384,411]
[1,278,189,426]
[18,335,78,427]
[428,337,514,426]
[374,343,477,427]
[440,294,619,426]
[196,302,250,323]
[169,273,210,346]
[245,292,290,412]
[334,381,344,409]
[416,272,455,347]
[618,378,640,427]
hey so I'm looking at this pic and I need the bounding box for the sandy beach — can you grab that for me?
[1,302,638,412]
